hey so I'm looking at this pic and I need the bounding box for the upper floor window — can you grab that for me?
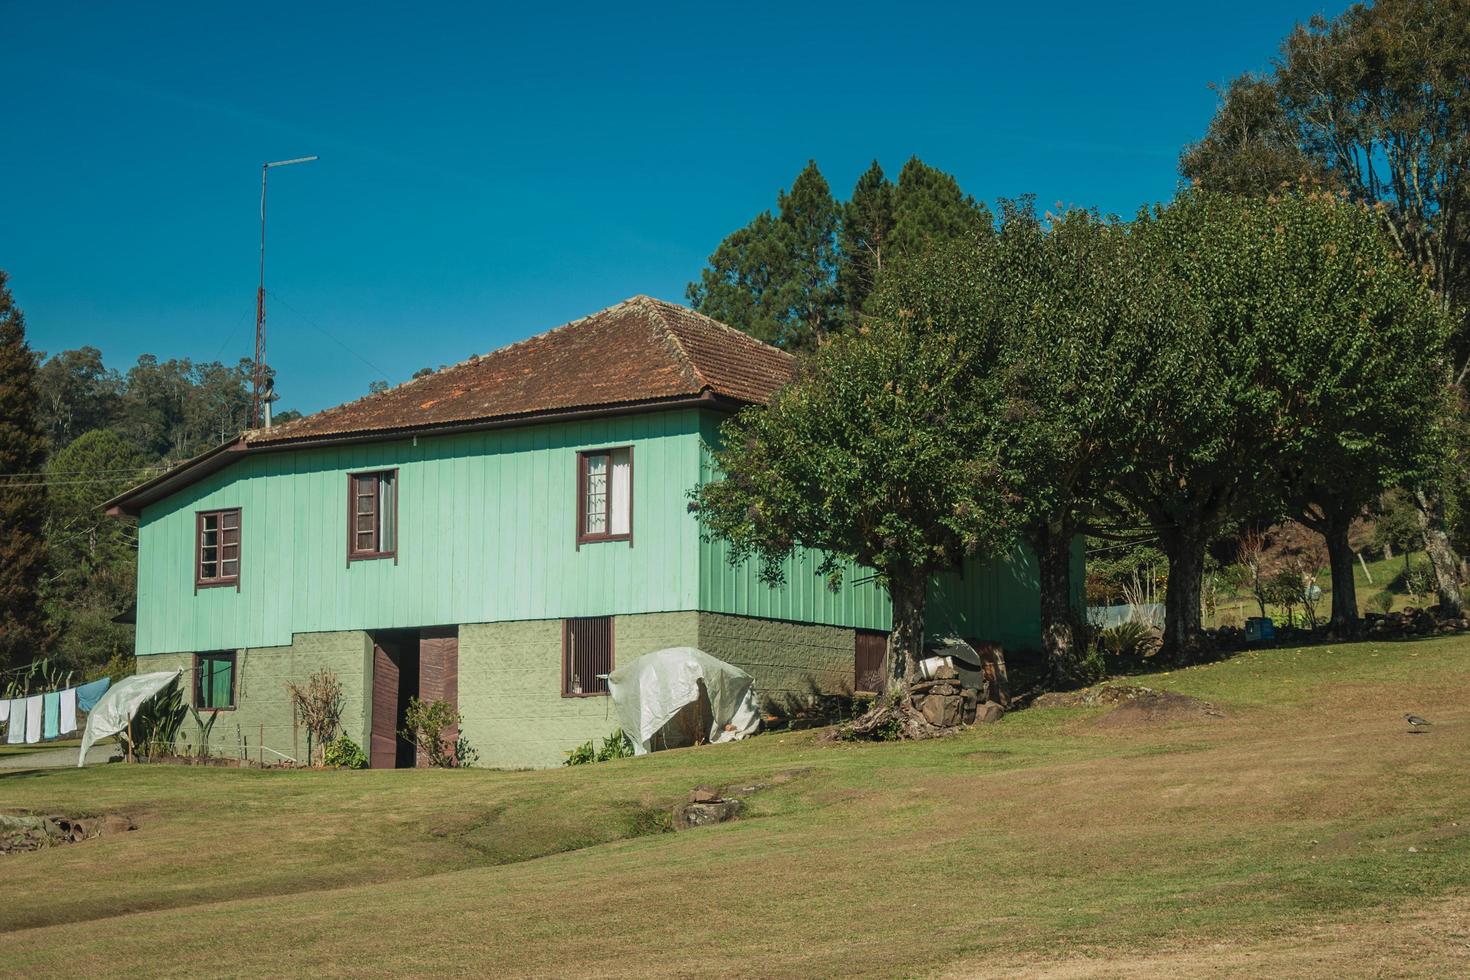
[578,447,631,545]
[196,508,241,588]
[349,470,397,560]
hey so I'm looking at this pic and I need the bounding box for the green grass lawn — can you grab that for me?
[3,635,1469,977]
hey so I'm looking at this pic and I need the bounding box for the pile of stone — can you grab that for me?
[673,787,744,831]
[0,812,134,854]
[1366,606,1470,638]
[912,665,1004,728]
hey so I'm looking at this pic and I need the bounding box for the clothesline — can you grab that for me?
[0,677,112,747]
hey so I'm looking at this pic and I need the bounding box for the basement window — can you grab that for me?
[349,469,398,560]
[563,616,614,696]
[577,448,632,545]
[196,508,241,588]
[194,651,236,710]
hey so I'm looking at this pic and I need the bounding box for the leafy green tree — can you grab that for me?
[1262,193,1452,632]
[687,161,842,349]
[985,204,1188,681]
[34,346,123,450]
[41,429,147,674]
[837,161,896,321]
[0,271,52,670]
[1120,194,1283,657]
[696,312,1020,694]
[888,157,992,259]
[1181,75,1323,196]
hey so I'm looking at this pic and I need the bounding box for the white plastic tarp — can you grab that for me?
[606,647,761,755]
[77,670,182,767]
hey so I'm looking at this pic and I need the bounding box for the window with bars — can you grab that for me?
[349,470,397,559]
[196,508,241,587]
[577,447,632,544]
[562,616,614,696]
[194,651,236,710]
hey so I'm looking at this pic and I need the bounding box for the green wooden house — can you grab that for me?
[108,297,1075,768]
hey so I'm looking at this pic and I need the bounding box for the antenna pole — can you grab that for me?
[250,155,317,429]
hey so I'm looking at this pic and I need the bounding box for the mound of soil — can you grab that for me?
[1090,689,1224,728]
[1032,683,1158,709]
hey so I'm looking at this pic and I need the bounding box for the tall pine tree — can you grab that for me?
[0,271,51,670]
[837,161,895,321]
[889,157,992,258]
[688,161,842,350]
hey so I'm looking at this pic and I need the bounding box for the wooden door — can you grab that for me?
[370,640,400,770]
[855,629,888,695]
[417,627,459,767]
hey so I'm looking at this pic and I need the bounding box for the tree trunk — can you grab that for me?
[1034,524,1091,686]
[1161,528,1205,660]
[884,580,927,698]
[1323,515,1359,636]
[1414,490,1464,617]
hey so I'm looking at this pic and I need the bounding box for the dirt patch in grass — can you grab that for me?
[1089,690,1225,729]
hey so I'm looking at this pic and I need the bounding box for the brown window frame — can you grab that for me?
[576,446,633,547]
[193,651,237,711]
[347,469,399,563]
[561,616,615,697]
[195,507,242,590]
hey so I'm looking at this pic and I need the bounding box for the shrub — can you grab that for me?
[400,698,477,768]
[1391,560,1436,603]
[1368,590,1395,616]
[565,728,634,766]
[127,681,188,760]
[287,670,344,765]
[1096,620,1161,663]
[323,735,368,769]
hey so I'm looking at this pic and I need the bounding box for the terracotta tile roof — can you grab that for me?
[250,296,794,445]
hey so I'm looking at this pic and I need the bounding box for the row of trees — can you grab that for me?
[696,191,1452,687]
[1182,0,1470,614]
[687,157,991,350]
[690,0,1470,693]
[0,276,300,674]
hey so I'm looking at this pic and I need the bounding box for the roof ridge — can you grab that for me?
[635,295,712,391]
[635,294,794,361]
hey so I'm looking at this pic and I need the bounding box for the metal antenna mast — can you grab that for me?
[253,155,318,428]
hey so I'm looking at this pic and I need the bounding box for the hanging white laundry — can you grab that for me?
[59,688,78,735]
[24,694,43,744]
[5,699,23,744]
[0,699,9,724]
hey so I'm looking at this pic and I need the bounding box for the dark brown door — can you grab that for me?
[417,627,459,767]
[370,640,400,770]
[855,629,888,694]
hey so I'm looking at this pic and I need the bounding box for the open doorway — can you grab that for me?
[370,626,460,769]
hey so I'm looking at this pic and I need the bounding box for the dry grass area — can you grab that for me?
[2,634,1469,977]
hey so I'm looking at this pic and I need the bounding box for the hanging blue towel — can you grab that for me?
[76,677,112,712]
[42,691,61,740]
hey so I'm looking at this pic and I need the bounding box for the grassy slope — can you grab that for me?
[1209,550,1431,628]
[3,635,1469,977]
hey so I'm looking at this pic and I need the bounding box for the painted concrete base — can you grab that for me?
[136,631,373,765]
[137,611,867,769]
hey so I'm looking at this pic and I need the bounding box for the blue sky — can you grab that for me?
[2,1,1343,414]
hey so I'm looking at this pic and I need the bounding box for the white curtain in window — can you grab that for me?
[610,448,631,535]
[379,472,396,551]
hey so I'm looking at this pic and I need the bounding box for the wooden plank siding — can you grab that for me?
[135,410,708,655]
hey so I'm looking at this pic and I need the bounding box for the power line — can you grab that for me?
[266,290,393,383]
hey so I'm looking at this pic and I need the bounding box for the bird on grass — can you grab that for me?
[1405,713,1433,732]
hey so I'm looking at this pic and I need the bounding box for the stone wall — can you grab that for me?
[696,612,856,711]
[457,611,699,769]
[135,630,373,763]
